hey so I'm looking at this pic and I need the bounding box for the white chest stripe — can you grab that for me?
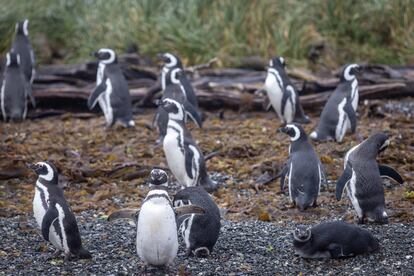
[288,163,293,202]
[55,203,69,252]
[346,169,363,218]
[317,164,322,195]
[1,80,6,121]
[267,68,283,89]
[188,145,200,183]
[183,214,195,249]
[335,98,348,142]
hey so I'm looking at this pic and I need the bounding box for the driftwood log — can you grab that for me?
[31,54,414,112]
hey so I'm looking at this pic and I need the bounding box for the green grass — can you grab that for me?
[0,0,413,67]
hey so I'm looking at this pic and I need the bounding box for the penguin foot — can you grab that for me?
[193,247,210,258]
[45,249,61,261]
[64,252,73,262]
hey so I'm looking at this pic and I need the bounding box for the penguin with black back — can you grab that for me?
[29,161,91,260]
[154,67,202,143]
[279,123,325,211]
[293,221,379,259]
[1,51,35,122]
[173,186,221,257]
[336,133,404,224]
[161,98,217,192]
[310,64,359,142]
[87,48,134,128]
[262,57,310,124]
[108,168,205,269]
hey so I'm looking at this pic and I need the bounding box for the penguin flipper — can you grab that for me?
[336,163,352,200]
[281,88,291,118]
[185,144,195,179]
[87,81,107,109]
[183,100,202,128]
[25,81,36,108]
[378,164,404,184]
[107,209,138,222]
[41,204,59,241]
[344,101,357,133]
[279,161,290,192]
[174,204,205,216]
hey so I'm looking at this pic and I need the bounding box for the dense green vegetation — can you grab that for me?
[0,0,413,67]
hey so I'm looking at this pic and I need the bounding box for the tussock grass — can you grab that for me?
[0,0,413,67]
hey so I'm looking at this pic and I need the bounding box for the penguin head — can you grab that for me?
[6,51,21,67]
[278,123,305,142]
[161,98,185,121]
[148,168,169,187]
[28,161,58,184]
[369,132,390,154]
[340,64,359,82]
[158,53,183,69]
[293,225,312,242]
[269,56,286,69]
[165,68,183,86]
[15,19,29,36]
[93,48,117,64]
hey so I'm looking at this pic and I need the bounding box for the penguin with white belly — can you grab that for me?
[262,57,310,124]
[161,98,217,192]
[173,186,221,257]
[108,168,205,268]
[29,161,91,260]
[87,48,134,128]
[336,133,404,224]
[1,51,35,122]
[310,64,359,142]
[154,67,202,143]
[278,123,325,211]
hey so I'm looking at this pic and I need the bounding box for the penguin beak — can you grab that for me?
[91,51,98,58]
[156,53,169,63]
[154,99,163,107]
[27,163,41,174]
[278,127,288,134]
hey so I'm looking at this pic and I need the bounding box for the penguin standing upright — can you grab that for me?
[161,99,216,192]
[293,221,379,259]
[12,19,36,85]
[108,168,204,268]
[336,133,404,224]
[87,48,134,128]
[155,67,202,142]
[1,51,35,122]
[310,64,359,142]
[279,124,324,210]
[158,52,199,108]
[173,186,221,257]
[262,57,310,124]
[29,161,91,260]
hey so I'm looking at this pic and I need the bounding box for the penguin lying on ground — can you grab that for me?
[310,64,359,142]
[87,48,134,128]
[29,161,91,261]
[12,19,36,85]
[173,186,221,257]
[293,221,379,259]
[1,51,35,122]
[108,168,205,268]
[154,67,202,143]
[261,57,310,124]
[161,98,217,192]
[336,133,404,224]
[278,123,325,211]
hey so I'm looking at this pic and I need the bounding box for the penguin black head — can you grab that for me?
[28,161,58,184]
[157,53,183,69]
[368,132,390,154]
[165,68,183,86]
[148,168,169,187]
[92,48,117,64]
[293,225,311,242]
[278,123,306,141]
[6,52,21,67]
[15,19,29,36]
[161,98,185,121]
[340,64,359,82]
[269,56,286,69]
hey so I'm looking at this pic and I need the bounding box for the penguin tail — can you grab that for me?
[77,247,92,259]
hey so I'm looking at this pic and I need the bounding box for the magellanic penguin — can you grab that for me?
[279,123,325,211]
[310,64,360,142]
[173,186,221,257]
[336,133,404,224]
[12,19,36,85]
[87,48,134,128]
[1,51,35,122]
[262,57,310,124]
[293,221,379,259]
[154,67,202,143]
[29,161,91,260]
[158,52,198,109]
[108,168,205,268]
[161,98,217,192]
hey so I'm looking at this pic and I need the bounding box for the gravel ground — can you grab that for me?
[1,214,413,275]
